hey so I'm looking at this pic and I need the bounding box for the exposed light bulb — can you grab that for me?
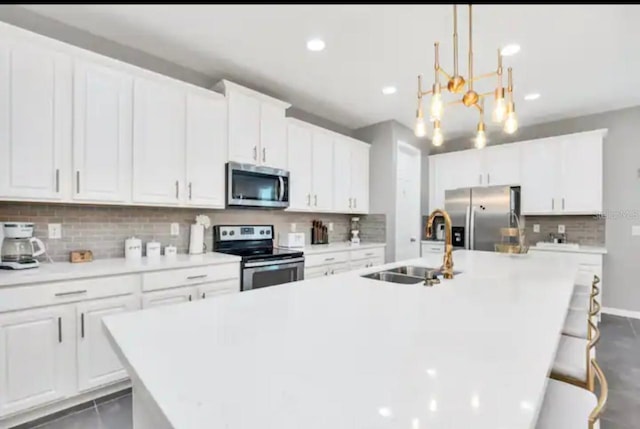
[430,92,443,121]
[415,116,427,137]
[504,102,518,134]
[475,130,487,149]
[492,95,506,123]
[432,121,444,147]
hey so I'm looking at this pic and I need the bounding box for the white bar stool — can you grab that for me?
[563,275,600,339]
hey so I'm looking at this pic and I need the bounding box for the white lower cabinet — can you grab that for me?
[197,279,239,300]
[304,246,386,278]
[0,304,76,416]
[421,241,445,256]
[142,286,197,309]
[76,295,139,392]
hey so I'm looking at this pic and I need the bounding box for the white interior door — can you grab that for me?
[395,141,421,262]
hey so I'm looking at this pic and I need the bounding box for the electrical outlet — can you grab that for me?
[632,225,640,236]
[170,223,180,236]
[533,224,540,233]
[290,223,297,232]
[329,222,334,232]
[558,224,566,234]
[48,224,62,239]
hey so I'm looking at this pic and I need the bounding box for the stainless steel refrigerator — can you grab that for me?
[445,186,521,251]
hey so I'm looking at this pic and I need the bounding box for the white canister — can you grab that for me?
[189,224,205,255]
[125,237,142,261]
[146,241,161,260]
[164,245,177,258]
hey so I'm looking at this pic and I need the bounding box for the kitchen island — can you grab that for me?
[103,250,579,429]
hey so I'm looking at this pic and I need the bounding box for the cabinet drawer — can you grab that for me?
[197,279,239,300]
[141,263,239,292]
[350,247,385,262]
[305,251,349,268]
[422,242,445,254]
[0,275,140,313]
[305,266,328,279]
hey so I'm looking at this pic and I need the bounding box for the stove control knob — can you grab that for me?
[265,230,271,236]
[259,230,265,235]
[222,231,228,236]
[229,230,235,236]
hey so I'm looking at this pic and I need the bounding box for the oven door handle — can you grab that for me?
[278,176,285,201]
[244,257,305,269]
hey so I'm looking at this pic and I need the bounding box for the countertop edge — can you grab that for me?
[528,246,607,255]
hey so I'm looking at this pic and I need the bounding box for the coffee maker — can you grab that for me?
[0,222,46,269]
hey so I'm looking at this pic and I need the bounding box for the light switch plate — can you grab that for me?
[290,223,297,232]
[632,225,640,236]
[170,223,180,236]
[533,224,540,233]
[329,222,334,232]
[558,224,566,234]
[48,224,62,239]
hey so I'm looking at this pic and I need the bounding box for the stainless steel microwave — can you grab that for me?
[226,162,290,209]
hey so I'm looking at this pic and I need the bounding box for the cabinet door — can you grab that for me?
[428,156,444,212]
[332,138,352,212]
[448,150,484,189]
[142,287,196,309]
[227,91,260,164]
[0,305,75,416]
[350,141,370,214]
[287,122,313,211]
[520,139,562,214]
[304,265,328,279]
[483,143,521,186]
[560,134,603,214]
[328,262,350,275]
[311,131,334,211]
[76,295,139,392]
[0,39,72,200]
[349,259,370,271]
[185,92,226,208]
[73,60,132,203]
[260,102,287,169]
[132,79,185,204]
[197,279,239,300]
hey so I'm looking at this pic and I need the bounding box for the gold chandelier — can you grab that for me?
[414,4,519,148]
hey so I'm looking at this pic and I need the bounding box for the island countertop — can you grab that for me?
[104,250,578,429]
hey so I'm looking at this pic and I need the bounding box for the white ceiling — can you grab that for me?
[21,4,640,138]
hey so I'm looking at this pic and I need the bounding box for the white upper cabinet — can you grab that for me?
[332,137,352,212]
[132,78,186,205]
[185,91,227,208]
[215,80,290,169]
[287,120,313,210]
[0,37,72,200]
[482,143,521,186]
[521,130,605,215]
[350,140,370,213]
[260,102,287,169]
[311,131,335,211]
[72,59,132,203]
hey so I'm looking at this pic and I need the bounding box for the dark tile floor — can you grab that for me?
[18,314,640,429]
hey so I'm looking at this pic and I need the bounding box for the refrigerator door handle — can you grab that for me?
[469,206,477,250]
[465,206,471,250]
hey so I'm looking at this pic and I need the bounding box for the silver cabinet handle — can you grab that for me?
[410,238,417,242]
[479,174,482,185]
[58,317,62,343]
[262,148,266,163]
[354,198,357,208]
[189,182,193,200]
[348,198,352,208]
[552,198,555,210]
[202,292,206,299]
[314,194,318,206]
[253,146,257,160]
[76,171,80,194]
[365,252,375,256]
[81,313,85,338]
[331,270,335,275]
[562,198,565,210]
[175,180,179,199]
[55,290,87,297]
[188,295,192,302]
[487,173,490,184]
[187,274,208,280]
[324,257,335,262]
[55,169,60,192]
[307,194,311,206]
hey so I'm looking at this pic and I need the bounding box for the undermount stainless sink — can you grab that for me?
[362,265,462,285]
[361,271,424,284]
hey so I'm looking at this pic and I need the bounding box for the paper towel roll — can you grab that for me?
[189,224,205,255]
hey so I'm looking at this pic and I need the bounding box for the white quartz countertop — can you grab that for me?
[104,250,578,429]
[529,242,607,255]
[0,252,241,288]
[278,241,386,255]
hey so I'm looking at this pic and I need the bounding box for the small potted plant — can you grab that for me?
[189,214,211,255]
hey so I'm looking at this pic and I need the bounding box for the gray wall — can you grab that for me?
[0,5,352,136]
[441,106,640,313]
[354,121,429,262]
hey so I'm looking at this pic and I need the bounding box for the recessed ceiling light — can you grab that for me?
[306,38,325,52]
[501,44,520,56]
[524,93,541,101]
[382,86,397,95]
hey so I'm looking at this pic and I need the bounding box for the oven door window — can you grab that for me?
[243,263,301,290]
[231,170,288,203]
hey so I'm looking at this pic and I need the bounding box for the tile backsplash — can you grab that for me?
[0,202,387,262]
[523,215,605,246]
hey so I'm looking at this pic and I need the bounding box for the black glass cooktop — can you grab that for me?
[216,247,303,261]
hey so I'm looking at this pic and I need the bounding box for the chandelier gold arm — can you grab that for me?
[446,99,463,107]
[471,71,498,82]
[472,102,483,114]
[453,4,458,77]
[439,68,452,82]
[468,4,474,91]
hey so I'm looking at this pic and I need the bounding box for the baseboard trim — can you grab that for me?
[602,307,640,320]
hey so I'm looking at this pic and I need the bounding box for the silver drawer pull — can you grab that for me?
[365,252,375,256]
[324,257,335,262]
[55,290,87,297]
[187,274,208,280]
